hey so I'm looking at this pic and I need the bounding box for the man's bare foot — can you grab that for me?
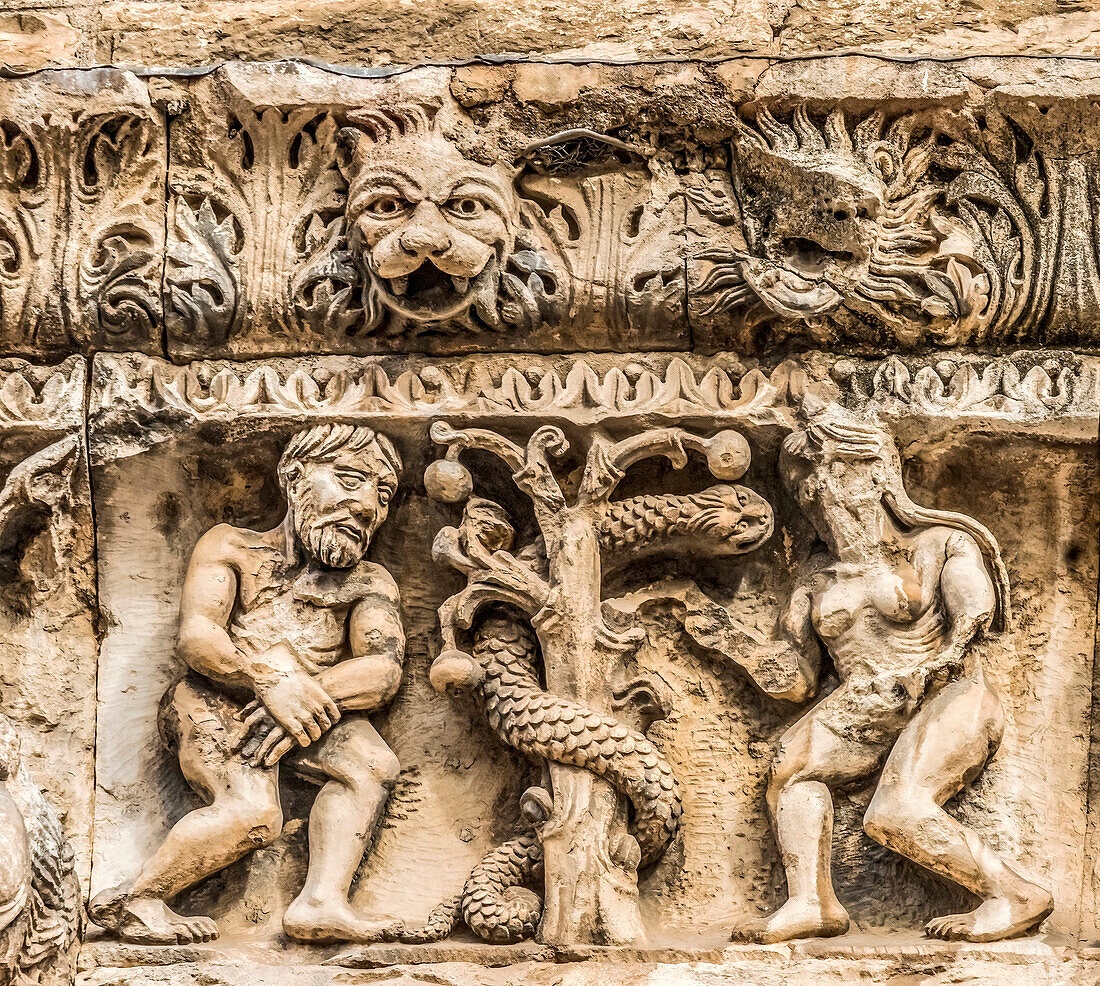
[732,898,850,944]
[282,897,398,944]
[89,887,219,945]
[925,886,1053,943]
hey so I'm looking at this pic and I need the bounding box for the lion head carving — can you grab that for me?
[337,104,555,337]
[697,106,992,347]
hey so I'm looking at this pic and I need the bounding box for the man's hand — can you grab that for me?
[254,671,340,748]
[234,703,299,768]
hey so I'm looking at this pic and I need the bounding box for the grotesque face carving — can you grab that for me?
[280,424,401,569]
[338,105,521,332]
[701,106,990,345]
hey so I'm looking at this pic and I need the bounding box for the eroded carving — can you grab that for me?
[370,423,778,946]
[690,105,1090,351]
[90,424,406,945]
[0,71,163,354]
[732,398,1053,944]
[0,715,80,986]
[0,438,85,986]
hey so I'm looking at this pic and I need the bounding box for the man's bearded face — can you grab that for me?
[287,450,395,568]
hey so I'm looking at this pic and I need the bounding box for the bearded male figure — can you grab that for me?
[90,425,406,945]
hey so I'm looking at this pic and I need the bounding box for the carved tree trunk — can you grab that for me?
[534,511,644,946]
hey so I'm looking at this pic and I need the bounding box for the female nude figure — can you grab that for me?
[738,399,1052,944]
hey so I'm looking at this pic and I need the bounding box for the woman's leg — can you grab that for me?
[863,673,1052,942]
[735,689,887,943]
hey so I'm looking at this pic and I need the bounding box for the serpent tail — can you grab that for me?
[384,832,544,945]
[460,831,544,944]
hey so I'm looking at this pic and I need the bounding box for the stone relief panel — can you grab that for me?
[164,63,687,361]
[0,72,164,357]
[82,351,1098,973]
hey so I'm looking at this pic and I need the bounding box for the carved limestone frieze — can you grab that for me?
[66,342,1100,979]
[0,51,1099,986]
[1,63,1100,359]
[163,65,686,360]
[400,423,777,945]
[735,399,1052,944]
[0,712,81,986]
[0,397,92,986]
[90,352,1100,446]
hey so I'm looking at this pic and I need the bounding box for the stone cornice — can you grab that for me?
[2,61,1100,360]
[0,356,85,430]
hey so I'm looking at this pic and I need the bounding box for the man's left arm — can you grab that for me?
[316,569,405,712]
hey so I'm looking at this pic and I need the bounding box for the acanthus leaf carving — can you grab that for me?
[0,72,164,354]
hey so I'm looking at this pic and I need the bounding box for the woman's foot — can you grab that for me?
[926,885,1053,943]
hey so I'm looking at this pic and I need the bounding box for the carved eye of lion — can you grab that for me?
[364,194,410,218]
[445,196,487,219]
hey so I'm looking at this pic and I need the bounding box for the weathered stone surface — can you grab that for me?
[0,11,87,72]
[87,0,1100,70]
[163,63,687,360]
[0,42,1095,986]
[81,350,1098,976]
[0,71,164,357]
[0,357,94,985]
[73,939,1100,985]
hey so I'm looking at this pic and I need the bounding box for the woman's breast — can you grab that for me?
[867,565,927,623]
[811,561,932,642]
[812,579,864,640]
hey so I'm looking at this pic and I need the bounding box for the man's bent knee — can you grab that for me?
[372,749,401,790]
[324,748,400,792]
[244,803,283,847]
[218,795,283,849]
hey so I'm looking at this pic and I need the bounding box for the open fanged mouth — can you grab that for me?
[379,260,485,318]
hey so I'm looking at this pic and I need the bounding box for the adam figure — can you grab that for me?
[91,425,406,945]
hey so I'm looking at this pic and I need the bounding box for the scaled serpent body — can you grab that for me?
[392,485,772,944]
[0,744,81,985]
[391,613,677,945]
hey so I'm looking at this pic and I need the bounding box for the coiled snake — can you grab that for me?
[383,483,773,945]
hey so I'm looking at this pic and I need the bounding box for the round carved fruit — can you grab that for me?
[424,459,473,502]
[705,431,751,480]
[429,649,485,694]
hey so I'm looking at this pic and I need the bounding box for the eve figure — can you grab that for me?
[91,425,405,945]
[737,399,1052,945]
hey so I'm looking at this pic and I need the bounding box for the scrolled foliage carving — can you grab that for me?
[691,103,1095,350]
[0,76,163,353]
